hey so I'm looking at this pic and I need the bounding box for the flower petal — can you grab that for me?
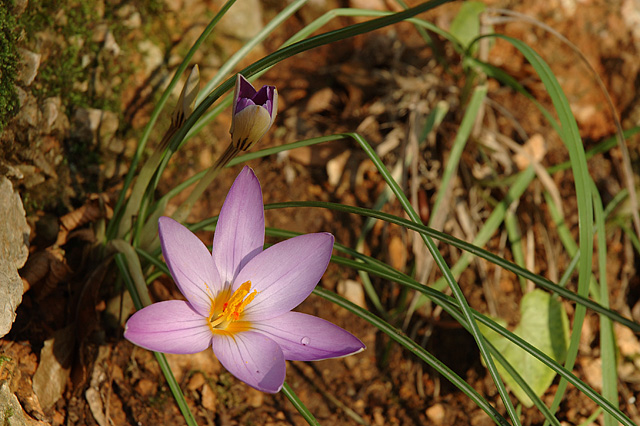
[267,87,278,124]
[236,233,334,320]
[212,331,285,393]
[159,216,219,316]
[230,105,273,151]
[212,166,265,285]
[235,74,257,110]
[124,301,212,354]
[253,312,365,361]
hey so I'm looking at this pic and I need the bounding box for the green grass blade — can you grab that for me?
[483,35,594,422]
[322,253,634,426]
[107,0,236,240]
[430,84,487,222]
[143,1,454,230]
[593,184,619,426]
[255,201,640,332]
[429,166,536,292]
[350,133,521,425]
[136,223,635,425]
[504,207,527,291]
[313,287,511,426]
[115,254,198,426]
[195,0,309,105]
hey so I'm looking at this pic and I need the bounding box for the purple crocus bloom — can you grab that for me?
[230,74,278,151]
[124,166,364,393]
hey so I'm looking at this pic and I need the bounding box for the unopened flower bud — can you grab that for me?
[172,65,200,127]
[230,74,277,151]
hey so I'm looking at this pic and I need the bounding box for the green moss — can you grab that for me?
[20,0,100,111]
[3,406,15,426]
[0,0,20,132]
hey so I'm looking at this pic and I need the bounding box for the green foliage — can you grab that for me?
[20,0,98,109]
[449,1,486,52]
[481,290,569,407]
[19,0,133,113]
[0,0,20,131]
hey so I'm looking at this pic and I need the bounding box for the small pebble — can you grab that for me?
[425,403,445,425]
[187,372,205,391]
[134,378,156,397]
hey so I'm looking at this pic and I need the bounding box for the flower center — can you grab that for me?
[208,281,257,332]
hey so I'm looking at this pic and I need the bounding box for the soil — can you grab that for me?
[2,0,640,425]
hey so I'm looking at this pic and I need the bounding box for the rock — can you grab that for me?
[40,97,68,136]
[137,40,164,74]
[116,5,141,30]
[349,0,387,10]
[103,31,121,57]
[32,326,74,410]
[12,0,28,16]
[0,382,29,426]
[16,93,41,128]
[187,372,205,391]
[15,86,28,107]
[247,388,263,408]
[337,279,366,309]
[201,384,217,412]
[17,49,41,87]
[92,23,109,43]
[622,0,640,50]
[134,379,156,397]
[72,108,119,148]
[425,403,446,425]
[215,0,264,40]
[0,176,30,337]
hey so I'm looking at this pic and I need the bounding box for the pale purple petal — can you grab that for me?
[212,166,265,286]
[159,216,219,316]
[236,75,257,106]
[124,301,212,354]
[253,312,365,361]
[235,233,334,320]
[235,97,255,113]
[252,85,275,112]
[212,331,285,393]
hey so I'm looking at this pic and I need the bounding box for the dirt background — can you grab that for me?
[2,0,640,425]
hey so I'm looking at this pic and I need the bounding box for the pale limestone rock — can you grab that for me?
[215,0,264,40]
[0,177,30,338]
[17,49,41,87]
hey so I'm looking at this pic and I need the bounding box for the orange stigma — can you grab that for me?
[208,281,257,333]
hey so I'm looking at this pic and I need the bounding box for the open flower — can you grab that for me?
[229,74,277,151]
[124,166,364,393]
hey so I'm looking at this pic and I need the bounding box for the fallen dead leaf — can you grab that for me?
[306,87,334,114]
[32,325,75,411]
[514,133,547,170]
[388,235,407,271]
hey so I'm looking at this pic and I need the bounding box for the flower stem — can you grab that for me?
[171,142,240,223]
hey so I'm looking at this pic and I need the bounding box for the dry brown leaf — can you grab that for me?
[306,87,334,114]
[514,133,547,170]
[57,193,112,245]
[32,325,75,411]
[20,248,71,297]
[388,235,407,271]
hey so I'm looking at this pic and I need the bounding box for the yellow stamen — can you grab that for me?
[208,281,257,333]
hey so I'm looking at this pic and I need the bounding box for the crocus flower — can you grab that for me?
[124,166,364,393]
[229,74,277,151]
